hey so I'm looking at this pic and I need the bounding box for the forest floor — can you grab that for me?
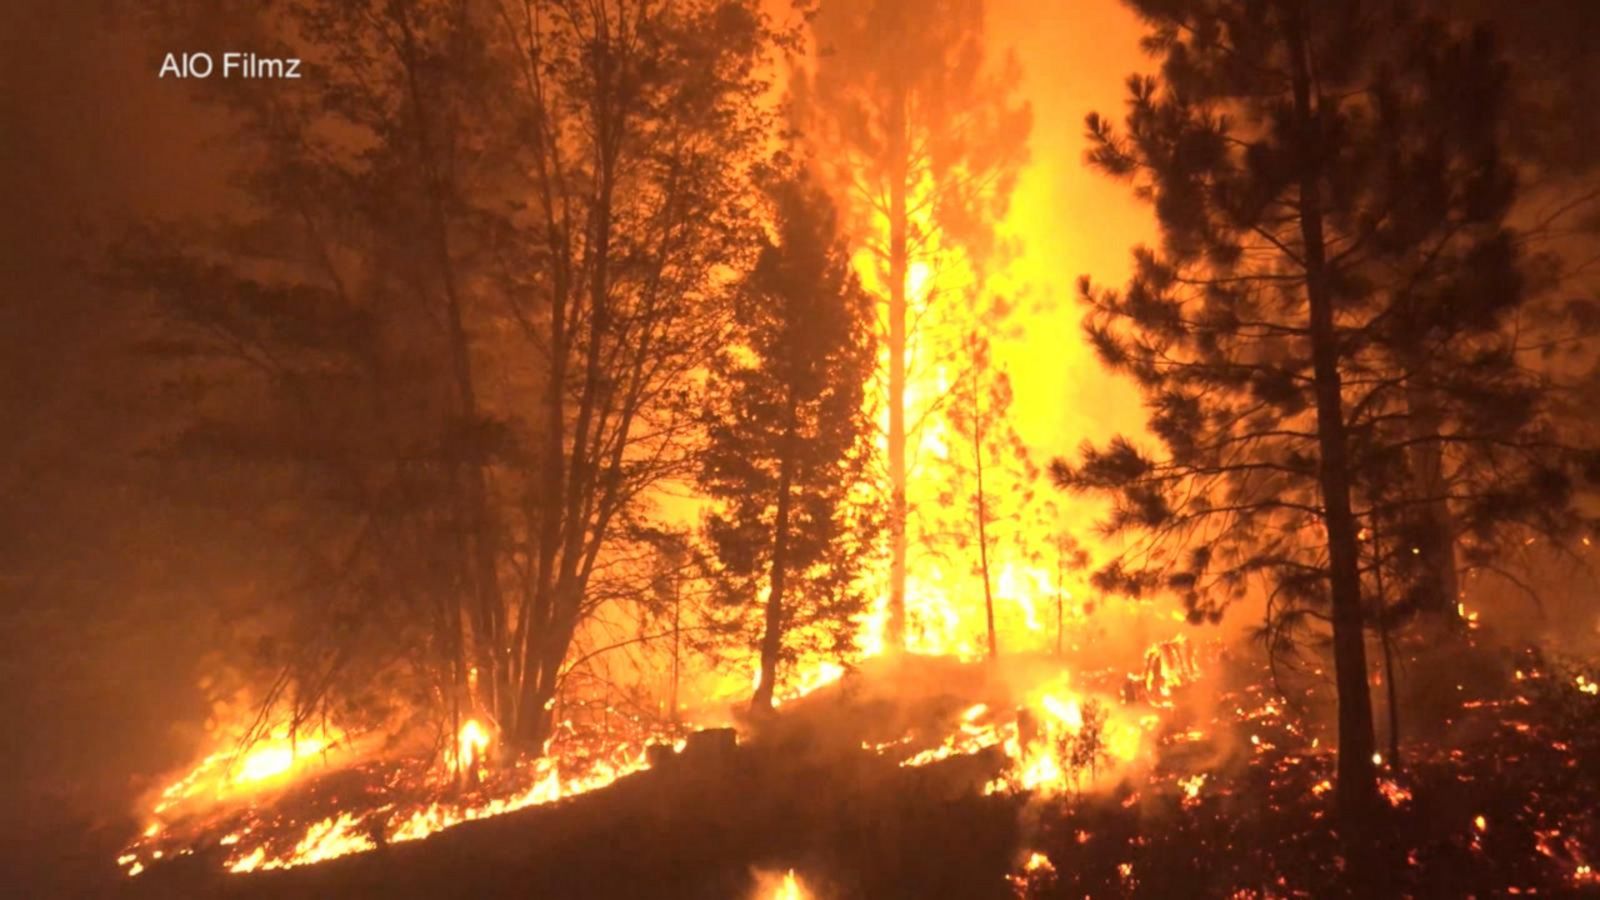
[16,642,1600,899]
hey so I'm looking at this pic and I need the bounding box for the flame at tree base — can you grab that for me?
[119,716,678,878]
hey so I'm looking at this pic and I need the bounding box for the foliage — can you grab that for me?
[1054,0,1600,838]
[117,0,781,751]
[700,166,880,707]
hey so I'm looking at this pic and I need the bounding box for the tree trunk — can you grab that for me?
[511,27,623,751]
[1285,3,1381,846]
[972,384,997,663]
[752,423,798,711]
[670,570,681,725]
[394,5,504,734]
[1372,514,1403,769]
[886,79,909,653]
[516,594,578,750]
[1404,366,1462,622]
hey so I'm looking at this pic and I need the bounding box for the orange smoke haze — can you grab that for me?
[986,0,1153,500]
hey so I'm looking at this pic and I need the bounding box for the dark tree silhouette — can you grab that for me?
[700,168,878,711]
[492,0,775,749]
[119,0,779,755]
[1051,0,1598,868]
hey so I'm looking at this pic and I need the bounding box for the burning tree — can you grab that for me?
[1052,0,1600,875]
[793,0,1031,651]
[699,167,879,711]
[937,316,1045,662]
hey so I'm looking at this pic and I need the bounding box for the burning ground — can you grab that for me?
[94,627,1600,898]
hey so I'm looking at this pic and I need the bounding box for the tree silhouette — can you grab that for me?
[491,0,775,748]
[120,0,778,754]
[937,316,1043,661]
[1052,0,1597,868]
[700,167,878,711]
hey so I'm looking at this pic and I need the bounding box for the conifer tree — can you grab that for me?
[700,168,879,711]
[1052,0,1595,858]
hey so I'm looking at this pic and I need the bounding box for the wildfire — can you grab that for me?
[227,813,375,874]
[755,868,811,900]
[118,95,1152,885]
[149,722,347,817]
[774,662,847,708]
[893,656,1187,800]
[775,869,807,900]
[1008,850,1058,896]
[385,742,652,846]
[119,718,669,878]
[456,718,491,772]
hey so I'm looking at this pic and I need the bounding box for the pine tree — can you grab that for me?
[1051,0,1594,865]
[938,316,1042,662]
[700,167,878,711]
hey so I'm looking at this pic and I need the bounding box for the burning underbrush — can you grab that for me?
[116,632,1207,884]
[764,638,1206,798]
[1006,645,1600,898]
[117,713,674,879]
[115,626,1600,898]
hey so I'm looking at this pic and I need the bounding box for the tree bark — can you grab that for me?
[1285,1,1381,844]
[1403,364,1462,622]
[753,413,798,711]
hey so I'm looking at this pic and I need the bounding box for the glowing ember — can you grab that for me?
[1379,779,1414,808]
[1023,851,1055,874]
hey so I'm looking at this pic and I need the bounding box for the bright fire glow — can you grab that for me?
[457,719,491,771]
[774,869,807,900]
[149,722,346,818]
